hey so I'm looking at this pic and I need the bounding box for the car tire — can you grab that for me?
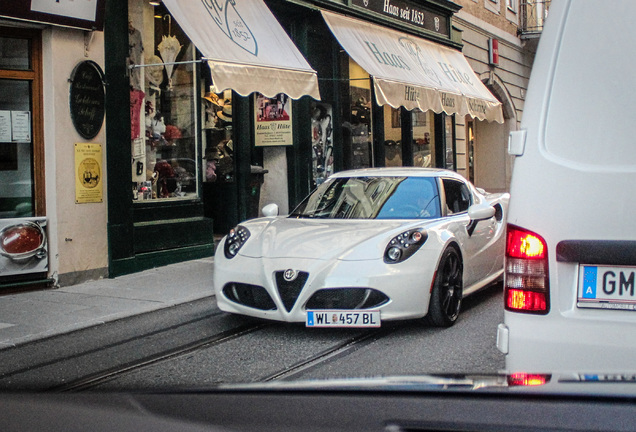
[424,246,463,327]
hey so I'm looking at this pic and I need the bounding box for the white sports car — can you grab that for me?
[213,168,509,327]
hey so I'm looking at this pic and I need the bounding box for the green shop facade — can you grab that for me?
[107,0,502,277]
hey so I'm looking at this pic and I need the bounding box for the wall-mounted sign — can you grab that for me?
[69,61,105,140]
[488,38,500,66]
[351,0,449,36]
[31,0,96,22]
[0,0,105,31]
[254,93,293,147]
[75,143,103,204]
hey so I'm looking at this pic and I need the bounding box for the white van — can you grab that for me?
[497,0,636,373]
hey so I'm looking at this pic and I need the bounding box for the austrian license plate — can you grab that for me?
[306,310,381,328]
[578,265,636,310]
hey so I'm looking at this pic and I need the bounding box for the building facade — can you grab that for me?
[452,0,545,192]
[0,0,545,289]
[0,3,109,289]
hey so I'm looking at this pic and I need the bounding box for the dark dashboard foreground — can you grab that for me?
[3,388,636,432]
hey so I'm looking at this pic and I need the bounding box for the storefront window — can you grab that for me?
[444,114,455,170]
[129,4,199,201]
[0,37,30,71]
[467,119,475,183]
[383,106,402,167]
[0,79,33,217]
[310,101,334,187]
[202,89,233,184]
[412,109,435,168]
[0,28,41,220]
[343,58,373,170]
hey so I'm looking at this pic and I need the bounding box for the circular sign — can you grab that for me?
[69,60,105,140]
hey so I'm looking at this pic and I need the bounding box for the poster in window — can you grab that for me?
[0,111,10,142]
[75,143,103,203]
[11,111,31,142]
[254,93,293,146]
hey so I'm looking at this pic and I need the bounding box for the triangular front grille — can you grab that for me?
[274,271,309,312]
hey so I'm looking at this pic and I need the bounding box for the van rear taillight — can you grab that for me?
[505,225,550,314]
[506,289,547,311]
[507,373,551,387]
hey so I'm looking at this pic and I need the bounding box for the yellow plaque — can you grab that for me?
[75,143,103,203]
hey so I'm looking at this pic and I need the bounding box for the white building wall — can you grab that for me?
[43,27,108,285]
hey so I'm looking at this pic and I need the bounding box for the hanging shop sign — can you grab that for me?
[488,38,500,66]
[69,61,105,140]
[75,143,103,204]
[0,0,105,31]
[351,0,449,36]
[254,94,293,147]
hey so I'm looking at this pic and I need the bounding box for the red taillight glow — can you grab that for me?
[508,373,550,387]
[507,228,546,259]
[504,225,549,314]
[506,289,547,311]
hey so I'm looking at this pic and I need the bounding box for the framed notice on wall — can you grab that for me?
[75,143,103,204]
[254,93,293,146]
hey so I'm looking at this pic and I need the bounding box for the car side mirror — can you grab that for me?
[262,203,279,217]
[467,203,495,221]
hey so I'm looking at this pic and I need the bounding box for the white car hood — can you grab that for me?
[238,218,413,261]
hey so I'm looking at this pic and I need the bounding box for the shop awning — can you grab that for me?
[162,0,320,100]
[322,11,503,123]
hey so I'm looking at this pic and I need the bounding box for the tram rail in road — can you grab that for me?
[54,322,269,392]
[57,324,402,392]
[0,285,503,392]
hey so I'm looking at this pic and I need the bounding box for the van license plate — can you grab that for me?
[578,265,636,310]
[306,310,381,327]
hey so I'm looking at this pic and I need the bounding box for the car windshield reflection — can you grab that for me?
[289,176,441,219]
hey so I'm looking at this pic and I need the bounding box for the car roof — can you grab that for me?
[329,167,463,181]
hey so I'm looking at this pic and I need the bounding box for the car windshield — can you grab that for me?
[289,176,441,219]
[5,1,636,431]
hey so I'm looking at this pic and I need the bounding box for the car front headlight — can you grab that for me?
[224,225,250,259]
[384,229,428,264]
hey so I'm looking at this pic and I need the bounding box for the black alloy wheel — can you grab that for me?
[425,246,463,327]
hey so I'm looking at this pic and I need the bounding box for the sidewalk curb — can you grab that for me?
[0,257,215,350]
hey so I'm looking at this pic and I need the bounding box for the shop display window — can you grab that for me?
[310,101,333,187]
[444,114,455,170]
[202,89,234,184]
[0,37,30,71]
[467,119,475,183]
[384,105,402,167]
[343,59,373,170]
[129,3,199,201]
[412,110,435,168]
[0,28,41,220]
[0,79,33,217]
